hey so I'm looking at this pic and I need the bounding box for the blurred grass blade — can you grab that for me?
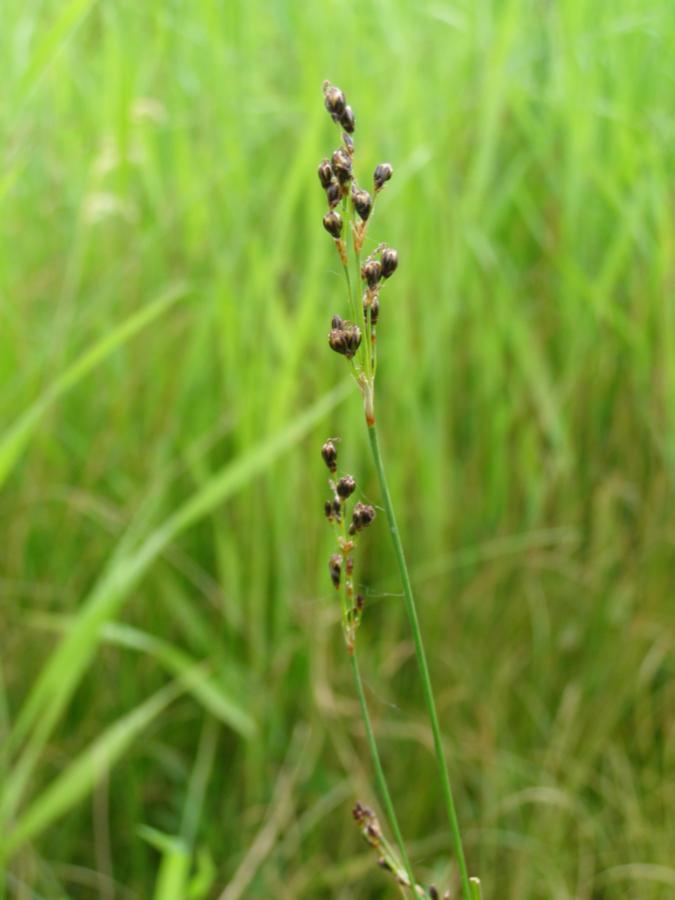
[139,828,192,900]
[3,681,181,858]
[0,283,188,488]
[16,0,99,108]
[101,624,255,739]
[4,380,351,819]
[26,614,255,739]
[469,877,483,899]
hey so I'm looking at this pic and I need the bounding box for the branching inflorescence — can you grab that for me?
[316,81,482,899]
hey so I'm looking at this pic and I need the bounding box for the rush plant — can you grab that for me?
[316,82,482,899]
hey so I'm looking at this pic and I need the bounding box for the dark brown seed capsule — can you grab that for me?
[381,247,398,278]
[328,319,362,359]
[318,159,333,189]
[323,82,346,119]
[365,823,380,846]
[345,556,354,576]
[349,502,376,534]
[323,210,343,238]
[328,554,342,589]
[429,888,439,900]
[340,105,355,133]
[355,593,365,612]
[365,296,380,326]
[342,133,354,155]
[324,500,333,520]
[361,258,382,287]
[321,440,338,472]
[352,187,372,221]
[373,162,393,191]
[336,474,356,498]
[331,148,352,185]
[326,182,341,208]
[332,497,341,519]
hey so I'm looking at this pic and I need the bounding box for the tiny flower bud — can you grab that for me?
[381,247,398,278]
[323,82,347,120]
[325,182,341,208]
[331,148,352,185]
[321,440,338,473]
[323,210,343,238]
[328,554,342,589]
[361,258,382,287]
[352,186,372,221]
[339,105,355,133]
[373,162,393,191]
[324,500,333,520]
[328,319,362,359]
[355,593,365,612]
[345,556,354,576]
[342,133,354,155]
[317,159,333,189]
[377,857,393,872]
[336,474,356,498]
[349,502,376,534]
[364,296,380,326]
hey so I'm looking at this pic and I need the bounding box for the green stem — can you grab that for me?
[349,649,418,895]
[366,423,472,900]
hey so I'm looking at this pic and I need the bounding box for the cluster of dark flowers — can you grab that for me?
[352,803,451,898]
[321,439,375,653]
[317,81,397,396]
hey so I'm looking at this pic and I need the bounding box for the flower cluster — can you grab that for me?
[320,439,375,652]
[317,81,399,426]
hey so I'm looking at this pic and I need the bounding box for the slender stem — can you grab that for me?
[349,649,418,895]
[367,423,472,900]
[337,504,417,892]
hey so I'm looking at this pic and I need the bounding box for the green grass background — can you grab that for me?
[1,0,674,897]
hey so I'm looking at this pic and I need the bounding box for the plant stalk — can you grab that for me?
[366,422,472,899]
[349,649,418,895]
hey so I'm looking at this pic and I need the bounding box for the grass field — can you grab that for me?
[1,0,674,897]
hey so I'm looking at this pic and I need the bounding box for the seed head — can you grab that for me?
[361,258,382,287]
[340,105,355,133]
[325,182,341,209]
[328,317,362,359]
[349,502,376,534]
[365,296,380,326]
[352,186,372,221]
[331,147,352,185]
[328,554,342,589]
[317,159,333,189]
[373,162,393,192]
[323,81,346,120]
[321,439,338,473]
[381,247,399,278]
[336,474,356,499]
[322,210,343,239]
